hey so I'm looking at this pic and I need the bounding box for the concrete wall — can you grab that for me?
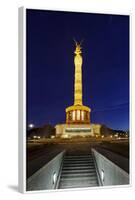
[92,148,129,186]
[27,150,65,191]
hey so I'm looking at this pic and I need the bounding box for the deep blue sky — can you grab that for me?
[26,9,129,130]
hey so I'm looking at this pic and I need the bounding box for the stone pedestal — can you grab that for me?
[55,123,94,138]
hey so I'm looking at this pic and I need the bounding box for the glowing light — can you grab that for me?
[101,170,105,182]
[28,124,34,128]
[81,111,84,120]
[53,172,57,185]
[63,134,68,138]
[66,128,91,131]
[72,110,75,121]
[114,134,118,137]
[77,110,80,120]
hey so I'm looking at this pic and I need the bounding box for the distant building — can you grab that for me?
[27,124,55,139]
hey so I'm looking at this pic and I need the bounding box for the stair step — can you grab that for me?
[60,178,98,183]
[61,173,97,178]
[60,175,97,181]
[63,162,94,165]
[59,183,98,189]
[63,163,94,167]
[63,163,94,166]
[64,160,93,163]
[62,170,97,174]
[63,159,94,163]
[65,157,93,160]
[64,160,94,164]
[62,169,96,173]
[65,155,92,158]
[61,170,96,174]
[62,166,95,170]
[59,179,98,188]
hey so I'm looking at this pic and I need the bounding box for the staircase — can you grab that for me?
[58,154,99,189]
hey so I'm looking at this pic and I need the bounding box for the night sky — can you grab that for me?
[26,9,129,130]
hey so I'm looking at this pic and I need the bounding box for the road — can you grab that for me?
[27,139,129,179]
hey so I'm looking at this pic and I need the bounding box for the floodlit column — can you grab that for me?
[74,43,83,105]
